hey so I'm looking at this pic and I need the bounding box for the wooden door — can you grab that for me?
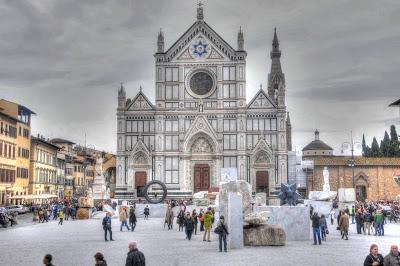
[135,171,147,197]
[256,171,269,193]
[194,164,210,193]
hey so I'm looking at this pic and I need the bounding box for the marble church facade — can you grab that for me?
[116,5,291,204]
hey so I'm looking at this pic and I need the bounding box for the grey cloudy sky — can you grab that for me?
[1,0,399,154]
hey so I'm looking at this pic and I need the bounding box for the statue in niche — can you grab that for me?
[191,137,212,153]
[255,151,269,163]
[134,153,147,164]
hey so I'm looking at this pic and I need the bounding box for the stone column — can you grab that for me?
[228,192,244,249]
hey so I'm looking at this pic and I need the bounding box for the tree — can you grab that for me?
[380,131,391,157]
[362,134,369,157]
[370,137,381,157]
[389,125,400,156]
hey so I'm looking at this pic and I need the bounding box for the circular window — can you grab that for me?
[186,69,216,98]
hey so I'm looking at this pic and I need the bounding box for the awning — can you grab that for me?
[8,194,58,200]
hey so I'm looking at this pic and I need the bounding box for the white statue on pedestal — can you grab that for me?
[92,155,110,200]
[323,166,331,192]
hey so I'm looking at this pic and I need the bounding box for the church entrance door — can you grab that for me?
[194,164,210,193]
[256,171,269,194]
[356,185,367,202]
[135,171,147,197]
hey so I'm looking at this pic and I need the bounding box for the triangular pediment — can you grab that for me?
[126,90,154,111]
[183,115,220,153]
[165,21,237,62]
[252,138,273,155]
[247,89,277,109]
[130,138,150,156]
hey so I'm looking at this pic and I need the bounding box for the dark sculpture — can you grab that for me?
[143,180,167,204]
[278,183,302,206]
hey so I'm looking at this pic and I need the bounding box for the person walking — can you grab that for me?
[184,212,195,240]
[102,212,114,241]
[94,252,108,266]
[364,244,384,266]
[363,211,373,235]
[177,210,185,232]
[125,242,145,266]
[192,209,198,235]
[165,205,174,230]
[129,207,137,232]
[350,205,355,224]
[216,215,229,252]
[329,208,335,225]
[374,209,384,236]
[203,208,213,242]
[58,209,64,225]
[311,212,322,245]
[383,244,400,266]
[356,209,364,234]
[43,254,54,266]
[144,205,150,220]
[198,209,204,231]
[339,211,349,240]
[120,207,130,231]
[319,214,328,241]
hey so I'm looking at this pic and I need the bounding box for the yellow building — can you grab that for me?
[0,99,35,204]
[30,136,59,196]
[0,111,18,205]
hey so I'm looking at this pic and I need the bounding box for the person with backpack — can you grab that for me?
[363,210,373,235]
[102,212,114,241]
[215,215,229,252]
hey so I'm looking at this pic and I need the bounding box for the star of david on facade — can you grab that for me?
[192,40,208,57]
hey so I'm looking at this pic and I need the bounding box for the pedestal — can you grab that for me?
[228,192,243,249]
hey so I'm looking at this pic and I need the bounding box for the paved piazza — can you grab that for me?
[0,216,399,266]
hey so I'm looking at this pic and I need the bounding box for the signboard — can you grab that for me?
[221,168,238,182]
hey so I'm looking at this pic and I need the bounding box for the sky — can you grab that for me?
[1,0,399,155]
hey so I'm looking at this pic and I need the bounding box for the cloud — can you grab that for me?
[0,0,399,155]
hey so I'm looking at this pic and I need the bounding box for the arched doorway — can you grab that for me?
[355,175,368,202]
[256,171,269,193]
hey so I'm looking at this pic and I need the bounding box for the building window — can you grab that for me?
[165,85,179,100]
[165,157,179,184]
[223,134,237,150]
[223,156,237,168]
[165,135,179,151]
[222,66,236,81]
[208,119,217,131]
[223,119,237,132]
[165,120,179,132]
[165,67,179,82]
[223,84,236,98]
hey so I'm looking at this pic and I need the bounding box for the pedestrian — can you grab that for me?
[120,207,130,231]
[102,212,114,242]
[215,215,229,252]
[364,244,384,266]
[339,210,349,240]
[94,252,107,266]
[350,205,355,224]
[177,210,185,232]
[383,244,400,266]
[202,208,213,242]
[363,210,373,235]
[184,212,194,240]
[329,208,335,225]
[356,209,364,234]
[311,212,322,245]
[129,207,137,232]
[64,205,70,221]
[165,205,174,230]
[374,209,384,236]
[192,209,198,235]
[198,210,204,231]
[125,242,145,266]
[319,214,328,241]
[43,254,54,266]
[58,209,64,225]
[144,205,150,220]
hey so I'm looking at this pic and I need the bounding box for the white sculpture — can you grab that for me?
[92,155,110,200]
[308,166,337,201]
[322,166,331,192]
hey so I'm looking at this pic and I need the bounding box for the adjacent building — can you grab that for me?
[116,5,291,203]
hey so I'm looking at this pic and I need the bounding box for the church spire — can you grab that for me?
[237,26,244,51]
[118,82,126,109]
[157,29,164,53]
[268,27,285,103]
[197,1,204,20]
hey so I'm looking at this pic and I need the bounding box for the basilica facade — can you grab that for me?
[116,5,291,204]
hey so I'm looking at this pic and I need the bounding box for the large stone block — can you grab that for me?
[304,200,333,217]
[228,193,243,249]
[243,224,286,246]
[219,180,252,219]
[338,188,356,202]
[256,205,310,241]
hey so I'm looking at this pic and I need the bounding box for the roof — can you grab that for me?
[51,138,75,145]
[389,98,400,107]
[31,136,60,151]
[302,140,333,151]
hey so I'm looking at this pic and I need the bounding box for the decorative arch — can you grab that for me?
[185,132,216,154]
[355,171,369,187]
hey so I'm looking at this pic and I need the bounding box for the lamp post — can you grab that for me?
[341,131,361,188]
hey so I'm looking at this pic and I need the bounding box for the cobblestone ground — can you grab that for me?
[0,216,399,266]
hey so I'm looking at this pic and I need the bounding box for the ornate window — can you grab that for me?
[223,156,237,168]
[165,157,179,184]
[223,134,237,150]
[223,119,236,132]
[165,135,179,151]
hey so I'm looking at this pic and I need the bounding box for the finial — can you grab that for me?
[197,1,204,20]
[139,85,142,92]
[260,83,262,90]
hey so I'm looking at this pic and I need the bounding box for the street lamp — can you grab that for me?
[341,131,361,188]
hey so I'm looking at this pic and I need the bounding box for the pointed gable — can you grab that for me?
[247,89,277,109]
[164,20,237,62]
[126,90,154,111]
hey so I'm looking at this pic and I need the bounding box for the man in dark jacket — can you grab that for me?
[184,212,195,240]
[126,242,145,266]
[129,208,137,232]
[384,244,400,266]
[311,212,322,245]
[102,212,114,241]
